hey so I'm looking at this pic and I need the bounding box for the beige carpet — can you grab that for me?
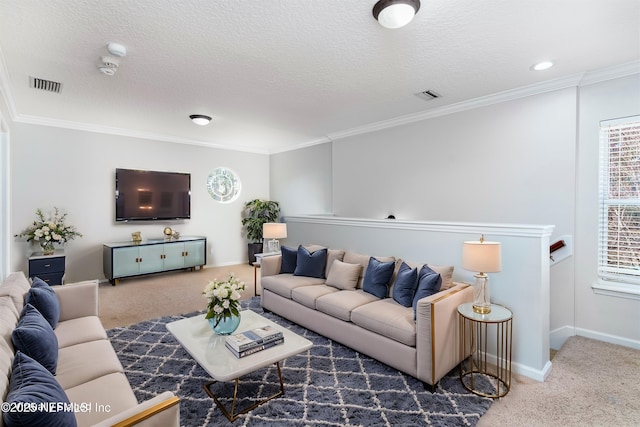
[98,265,640,425]
[98,263,258,329]
[479,335,640,426]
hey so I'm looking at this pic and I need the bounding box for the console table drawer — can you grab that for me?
[29,257,65,275]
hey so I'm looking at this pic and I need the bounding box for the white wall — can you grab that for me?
[272,74,640,355]
[574,74,640,346]
[270,142,333,217]
[0,92,11,281]
[10,123,269,282]
[331,88,577,348]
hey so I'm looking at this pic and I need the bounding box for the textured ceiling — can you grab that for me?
[0,0,639,153]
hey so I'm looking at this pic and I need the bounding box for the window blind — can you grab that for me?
[598,117,640,285]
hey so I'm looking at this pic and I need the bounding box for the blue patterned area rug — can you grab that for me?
[107,297,493,426]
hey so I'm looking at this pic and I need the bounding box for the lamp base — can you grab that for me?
[472,303,491,314]
[472,273,491,314]
[266,239,280,253]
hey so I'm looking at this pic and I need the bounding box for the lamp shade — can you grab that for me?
[462,240,502,273]
[262,223,287,239]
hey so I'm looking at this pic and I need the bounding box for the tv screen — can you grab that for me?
[115,168,191,221]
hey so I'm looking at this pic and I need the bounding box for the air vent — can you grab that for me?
[29,76,62,93]
[416,89,440,101]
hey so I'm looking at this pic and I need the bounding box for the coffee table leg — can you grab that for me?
[203,362,285,422]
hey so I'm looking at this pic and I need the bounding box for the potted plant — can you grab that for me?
[241,199,280,264]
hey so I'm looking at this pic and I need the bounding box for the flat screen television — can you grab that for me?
[115,168,191,221]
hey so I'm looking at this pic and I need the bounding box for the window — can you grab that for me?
[598,116,640,287]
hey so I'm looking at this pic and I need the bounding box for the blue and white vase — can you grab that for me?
[208,312,241,335]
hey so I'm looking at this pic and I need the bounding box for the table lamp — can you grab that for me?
[462,235,502,314]
[263,223,287,253]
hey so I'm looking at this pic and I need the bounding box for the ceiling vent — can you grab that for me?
[29,76,62,93]
[416,89,440,101]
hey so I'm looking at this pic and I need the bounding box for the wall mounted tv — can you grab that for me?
[115,168,191,222]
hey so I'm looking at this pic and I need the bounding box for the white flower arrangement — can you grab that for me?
[16,207,82,253]
[203,273,246,326]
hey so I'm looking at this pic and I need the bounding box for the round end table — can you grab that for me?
[458,302,513,398]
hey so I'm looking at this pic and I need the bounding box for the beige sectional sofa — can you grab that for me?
[260,246,473,388]
[0,271,180,427]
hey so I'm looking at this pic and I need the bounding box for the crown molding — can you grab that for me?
[578,59,640,86]
[327,73,586,141]
[12,114,270,154]
[319,60,640,146]
[268,136,332,154]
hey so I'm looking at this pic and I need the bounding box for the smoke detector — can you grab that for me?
[99,55,119,76]
[98,43,126,76]
[107,42,127,57]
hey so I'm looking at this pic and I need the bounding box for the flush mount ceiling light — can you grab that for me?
[373,0,421,29]
[531,60,555,71]
[189,114,212,126]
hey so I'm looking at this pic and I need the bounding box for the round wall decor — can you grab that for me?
[206,167,241,203]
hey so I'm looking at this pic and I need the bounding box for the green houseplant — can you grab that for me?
[241,199,280,264]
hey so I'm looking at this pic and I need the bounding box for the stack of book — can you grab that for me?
[224,325,284,358]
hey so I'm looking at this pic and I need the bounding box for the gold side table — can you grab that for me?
[458,302,513,398]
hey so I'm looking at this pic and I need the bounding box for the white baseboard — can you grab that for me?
[574,327,640,350]
[203,260,250,268]
[513,359,553,382]
[479,350,552,383]
[550,325,640,351]
[550,325,575,350]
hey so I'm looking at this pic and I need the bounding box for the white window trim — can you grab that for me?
[593,280,640,301]
[596,115,640,299]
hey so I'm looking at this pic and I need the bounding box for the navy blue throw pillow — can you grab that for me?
[293,246,327,278]
[3,352,77,427]
[392,262,418,307]
[413,265,442,320]
[280,246,298,274]
[26,277,60,329]
[12,304,59,376]
[362,257,395,299]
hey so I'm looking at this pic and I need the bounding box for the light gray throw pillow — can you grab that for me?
[325,260,362,290]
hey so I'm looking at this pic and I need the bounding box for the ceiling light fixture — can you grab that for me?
[531,61,555,71]
[373,0,421,29]
[189,114,212,126]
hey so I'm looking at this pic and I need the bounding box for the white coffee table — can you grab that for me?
[166,309,312,421]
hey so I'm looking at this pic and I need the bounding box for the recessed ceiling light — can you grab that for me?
[189,114,212,126]
[531,61,555,71]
